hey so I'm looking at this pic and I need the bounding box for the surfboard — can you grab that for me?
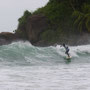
[66,56,71,60]
[64,56,71,63]
[64,56,71,60]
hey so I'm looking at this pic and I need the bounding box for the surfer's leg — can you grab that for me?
[65,51,70,57]
[67,53,70,57]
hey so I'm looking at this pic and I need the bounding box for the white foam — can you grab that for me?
[54,44,90,58]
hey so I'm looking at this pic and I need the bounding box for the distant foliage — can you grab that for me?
[16,0,90,43]
[40,29,61,43]
[72,4,90,32]
[69,0,86,11]
[34,0,72,25]
[15,10,32,39]
[33,0,90,43]
[18,10,32,26]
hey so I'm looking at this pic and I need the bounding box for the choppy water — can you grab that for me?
[0,41,90,90]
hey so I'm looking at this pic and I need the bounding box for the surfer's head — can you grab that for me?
[63,43,65,47]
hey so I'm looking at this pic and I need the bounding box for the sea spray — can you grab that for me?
[0,41,90,66]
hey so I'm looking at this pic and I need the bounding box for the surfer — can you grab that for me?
[61,43,70,58]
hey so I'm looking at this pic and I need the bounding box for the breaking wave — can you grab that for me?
[0,41,90,66]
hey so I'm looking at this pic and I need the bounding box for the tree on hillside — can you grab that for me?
[69,0,86,11]
[72,3,90,32]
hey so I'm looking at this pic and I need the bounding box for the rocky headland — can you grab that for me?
[0,0,90,46]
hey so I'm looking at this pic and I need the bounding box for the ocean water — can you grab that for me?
[0,41,90,90]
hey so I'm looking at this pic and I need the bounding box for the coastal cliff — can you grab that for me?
[0,0,90,46]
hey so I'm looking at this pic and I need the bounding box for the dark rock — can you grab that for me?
[0,32,19,45]
[25,14,49,43]
[0,15,90,46]
[15,14,49,45]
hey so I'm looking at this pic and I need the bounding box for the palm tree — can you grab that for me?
[72,4,90,32]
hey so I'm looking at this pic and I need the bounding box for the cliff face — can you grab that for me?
[15,14,90,46]
[0,14,49,46]
[15,14,49,44]
[25,15,49,43]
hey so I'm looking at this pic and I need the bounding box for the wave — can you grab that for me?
[0,41,90,66]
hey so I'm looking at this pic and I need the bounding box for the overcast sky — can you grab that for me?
[0,0,49,32]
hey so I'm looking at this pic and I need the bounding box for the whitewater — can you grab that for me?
[0,41,90,90]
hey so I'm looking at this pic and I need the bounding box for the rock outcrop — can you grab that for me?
[0,14,90,46]
[0,32,18,45]
[0,0,90,46]
[25,15,49,43]
[16,14,49,44]
[0,14,49,46]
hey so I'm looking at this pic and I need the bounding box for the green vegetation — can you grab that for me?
[34,0,73,24]
[16,0,90,43]
[34,0,90,42]
[33,0,74,42]
[15,10,32,39]
[72,3,90,32]
[40,29,59,43]
[34,0,90,32]
[18,10,32,26]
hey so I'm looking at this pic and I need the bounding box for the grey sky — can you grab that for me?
[0,0,49,32]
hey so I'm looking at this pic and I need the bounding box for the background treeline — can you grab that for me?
[16,0,90,43]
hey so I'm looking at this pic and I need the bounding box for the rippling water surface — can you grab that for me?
[0,42,90,90]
